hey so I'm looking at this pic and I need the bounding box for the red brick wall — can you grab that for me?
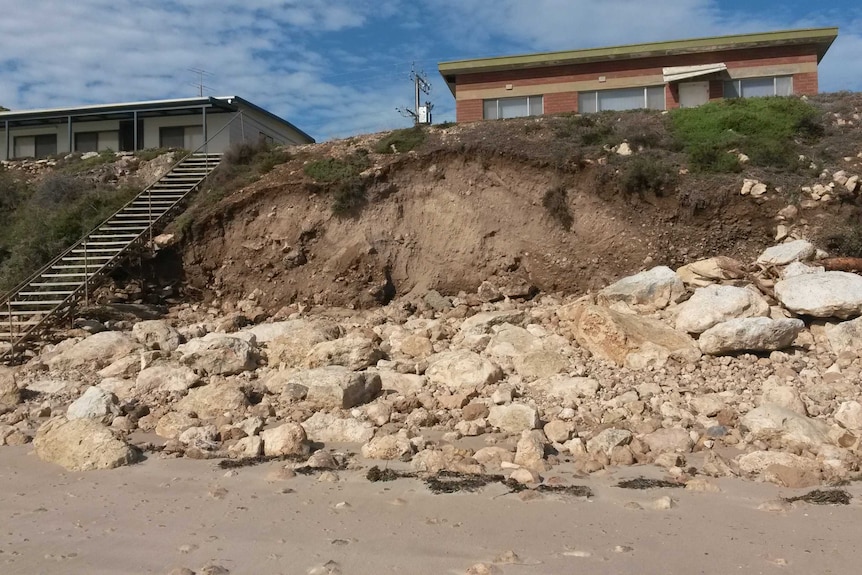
[456,99,484,122]
[544,91,579,114]
[666,84,679,110]
[793,71,818,94]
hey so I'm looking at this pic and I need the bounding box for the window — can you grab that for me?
[159,126,203,149]
[578,86,665,113]
[13,134,57,159]
[483,95,543,120]
[75,132,99,153]
[724,76,793,99]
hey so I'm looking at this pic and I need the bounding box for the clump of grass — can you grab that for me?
[374,127,427,154]
[818,220,862,258]
[303,151,370,183]
[671,97,824,172]
[61,148,118,174]
[331,178,367,216]
[135,148,172,162]
[201,139,292,201]
[542,185,573,229]
[619,155,677,196]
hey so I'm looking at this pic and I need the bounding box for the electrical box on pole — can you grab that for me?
[397,63,434,125]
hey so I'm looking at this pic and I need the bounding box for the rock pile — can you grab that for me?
[2,239,861,489]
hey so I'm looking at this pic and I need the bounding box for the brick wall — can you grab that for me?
[456,99,484,122]
[793,71,818,94]
[544,91,579,114]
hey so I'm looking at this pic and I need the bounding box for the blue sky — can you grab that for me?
[0,1,859,141]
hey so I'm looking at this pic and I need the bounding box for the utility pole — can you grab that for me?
[397,63,433,125]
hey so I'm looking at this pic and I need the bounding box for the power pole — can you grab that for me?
[397,63,433,125]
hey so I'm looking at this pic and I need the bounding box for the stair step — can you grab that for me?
[71,248,124,254]
[51,264,105,269]
[18,290,75,297]
[8,300,65,306]
[29,282,83,287]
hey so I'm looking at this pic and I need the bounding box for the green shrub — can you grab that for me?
[671,97,824,172]
[61,148,118,174]
[820,222,862,258]
[619,155,677,196]
[542,185,573,229]
[304,151,370,183]
[135,148,172,162]
[331,178,367,216]
[31,173,88,207]
[374,127,427,154]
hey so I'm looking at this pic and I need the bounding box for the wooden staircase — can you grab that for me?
[0,152,221,360]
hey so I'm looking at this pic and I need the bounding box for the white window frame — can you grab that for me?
[483,95,544,120]
[724,76,793,99]
[578,85,666,114]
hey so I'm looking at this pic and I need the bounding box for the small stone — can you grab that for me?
[651,496,676,510]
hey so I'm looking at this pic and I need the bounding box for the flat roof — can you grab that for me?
[438,27,838,95]
[0,96,314,143]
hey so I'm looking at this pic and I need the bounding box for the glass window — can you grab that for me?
[160,126,185,148]
[775,76,793,97]
[578,86,665,113]
[499,97,528,119]
[75,132,99,153]
[740,77,776,98]
[646,86,666,110]
[529,96,543,116]
[35,134,56,158]
[578,92,597,114]
[723,80,741,99]
[13,136,34,158]
[483,100,499,120]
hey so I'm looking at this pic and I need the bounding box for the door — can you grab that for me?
[119,120,144,151]
[679,81,709,108]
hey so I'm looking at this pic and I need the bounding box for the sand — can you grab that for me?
[2,447,861,575]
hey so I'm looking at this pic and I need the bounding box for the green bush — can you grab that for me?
[820,222,862,258]
[619,155,677,196]
[61,148,118,174]
[331,178,367,216]
[374,127,427,154]
[542,185,573,229]
[135,148,172,162]
[303,151,370,183]
[670,97,824,172]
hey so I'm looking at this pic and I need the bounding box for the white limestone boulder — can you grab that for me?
[823,316,862,354]
[276,366,381,409]
[675,285,770,334]
[426,350,503,392]
[301,412,375,443]
[597,266,685,311]
[34,417,139,471]
[47,331,141,371]
[774,272,862,319]
[756,239,816,266]
[698,317,804,355]
[66,386,121,423]
[131,320,183,352]
[177,334,258,375]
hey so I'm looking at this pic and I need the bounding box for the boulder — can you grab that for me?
[737,450,820,476]
[304,335,383,371]
[301,412,374,443]
[459,310,525,336]
[824,316,862,355]
[47,331,141,371]
[135,363,201,394]
[513,430,547,471]
[265,321,340,367]
[177,334,257,375]
[174,380,249,420]
[559,303,701,369]
[485,325,543,358]
[425,350,503,392]
[488,404,540,434]
[741,403,831,449]
[536,375,600,403]
[261,423,309,457]
[761,380,807,415]
[597,266,685,311]
[155,411,200,439]
[675,285,770,334]
[513,351,569,380]
[643,427,693,454]
[375,371,426,396]
[774,272,862,319]
[0,367,21,410]
[698,318,804,355]
[676,256,744,287]
[131,320,182,352]
[276,367,380,409]
[835,401,862,432]
[586,428,632,456]
[756,240,815,266]
[66,386,120,423]
[360,433,414,460]
[34,417,138,471]
[229,436,263,458]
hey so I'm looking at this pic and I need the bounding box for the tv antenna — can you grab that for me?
[396,63,433,125]
[188,68,214,97]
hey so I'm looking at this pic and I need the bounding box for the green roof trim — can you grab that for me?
[438,27,838,94]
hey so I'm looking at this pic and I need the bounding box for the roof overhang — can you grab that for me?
[663,63,727,83]
[0,96,237,128]
[438,27,839,96]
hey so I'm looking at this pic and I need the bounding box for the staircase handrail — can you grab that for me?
[0,111,242,306]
